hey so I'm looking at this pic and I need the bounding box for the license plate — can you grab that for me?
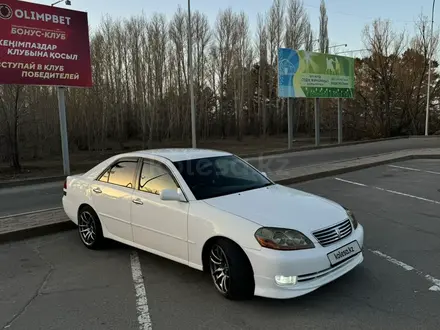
[327,241,361,266]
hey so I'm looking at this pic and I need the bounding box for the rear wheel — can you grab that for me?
[78,206,105,249]
[208,238,254,300]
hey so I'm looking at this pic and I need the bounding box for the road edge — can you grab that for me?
[1,153,440,244]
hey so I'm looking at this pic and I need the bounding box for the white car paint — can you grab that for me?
[204,184,349,237]
[62,148,364,299]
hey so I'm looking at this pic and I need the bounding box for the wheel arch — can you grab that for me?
[77,203,94,217]
[201,236,254,275]
[77,203,102,228]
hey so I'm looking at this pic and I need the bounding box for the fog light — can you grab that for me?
[275,275,297,286]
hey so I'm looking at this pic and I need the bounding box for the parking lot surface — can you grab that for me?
[1,159,440,329]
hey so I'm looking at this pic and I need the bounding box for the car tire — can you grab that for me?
[208,238,255,300]
[77,206,105,250]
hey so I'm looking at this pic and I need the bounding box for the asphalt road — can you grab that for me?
[1,137,439,217]
[0,181,62,217]
[246,136,440,168]
[1,159,439,330]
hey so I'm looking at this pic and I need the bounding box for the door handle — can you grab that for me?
[132,198,143,205]
[92,187,102,194]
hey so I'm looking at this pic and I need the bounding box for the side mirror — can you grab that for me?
[160,188,186,202]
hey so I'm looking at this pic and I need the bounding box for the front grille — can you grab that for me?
[312,219,352,247]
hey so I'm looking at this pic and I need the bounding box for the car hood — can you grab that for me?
[203,184,348,237]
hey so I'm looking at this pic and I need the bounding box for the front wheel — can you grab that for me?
[209,239,254,300]
[78,206,105,249]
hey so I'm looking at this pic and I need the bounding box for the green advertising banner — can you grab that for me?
[278,48,355,98]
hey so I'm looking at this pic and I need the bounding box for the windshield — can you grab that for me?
[173,155,273,200]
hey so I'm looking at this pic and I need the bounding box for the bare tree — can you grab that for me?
[0,85,25,170]
[362,19,406,136]
[256,13,268,137]
[319,0,329,53]
[215,8,239,137]
[285,0,307,49]
[192,11,211,138]
[169,7,188,139]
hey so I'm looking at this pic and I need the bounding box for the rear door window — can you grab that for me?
[99,161,138,189]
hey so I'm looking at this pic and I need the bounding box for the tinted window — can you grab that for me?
[173,155,272,200]
[99,161,137,188]
[139,161,178,195]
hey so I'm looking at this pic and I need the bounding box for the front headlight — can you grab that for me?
[346,209,359,229]
[254,227,315,251]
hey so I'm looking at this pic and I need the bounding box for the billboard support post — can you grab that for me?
[337,98,342,144]
[287,98,293,149]
[314,98,320,146]
[57,87,70,175]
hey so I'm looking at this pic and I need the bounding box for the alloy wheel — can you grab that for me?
[78,211,97,246]
[209,244,230,294]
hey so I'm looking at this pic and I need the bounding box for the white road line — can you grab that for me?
[334,178,367,187]
[369,249,440,292]
[130,251,152,330]
[0,207,63,220]
[389,164,440,175]
[373,186,440,205]
[334,178,440,205]
[369,250,414,271]
[425,275,440,292]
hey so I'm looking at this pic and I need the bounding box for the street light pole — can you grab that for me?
[51,0,71,6]
[313,43,347,53]
[188,0,196,148]
[425,0,436,136]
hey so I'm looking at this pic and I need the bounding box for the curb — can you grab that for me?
[0,221,76,245]
[1,152,440,244]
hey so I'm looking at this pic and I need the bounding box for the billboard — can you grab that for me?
[0,0,92,87]
[278,48,354,99]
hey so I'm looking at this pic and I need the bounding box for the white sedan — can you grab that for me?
[62,148,364,300]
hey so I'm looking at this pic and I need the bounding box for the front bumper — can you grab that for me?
[245,224,364,299]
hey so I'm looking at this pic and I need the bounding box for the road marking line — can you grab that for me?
[334,178,440,205]
[334,178,367,187]
[373,186,440,205]
[130,251,152,330]
[369,249,440,292]
[389,164,440,175]
[429,285,440,292]
[0,207,63,220]
[369,250,414,271]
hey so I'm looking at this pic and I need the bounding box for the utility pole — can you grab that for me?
[188,0,197,148]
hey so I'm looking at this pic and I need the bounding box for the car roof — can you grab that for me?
[122,148,232,162]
